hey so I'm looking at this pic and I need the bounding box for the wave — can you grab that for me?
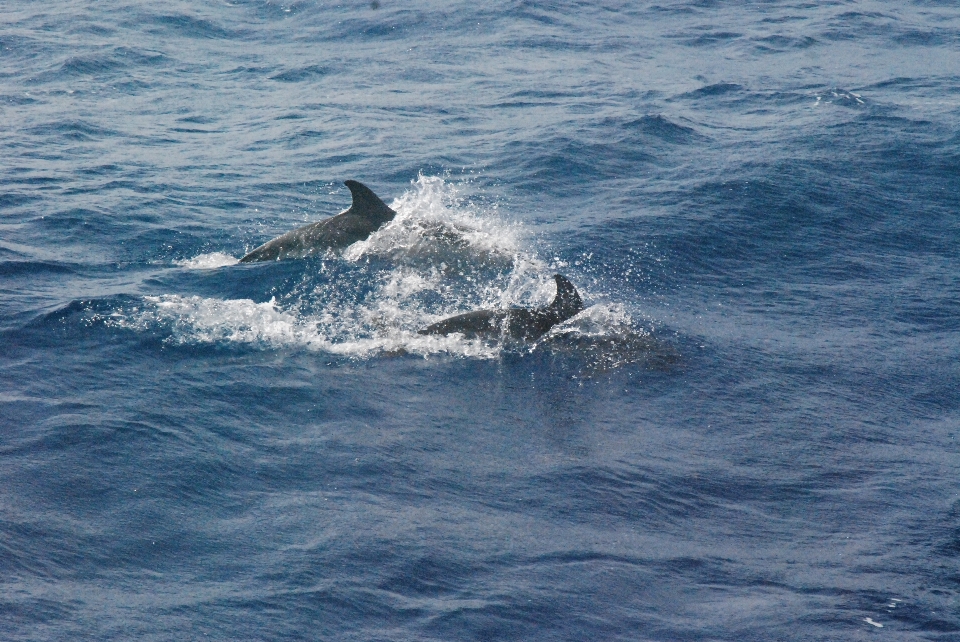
[175,253,239,269]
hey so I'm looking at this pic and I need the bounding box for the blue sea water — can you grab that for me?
[3,0,960,639]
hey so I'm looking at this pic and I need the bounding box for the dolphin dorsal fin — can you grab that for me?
[344,180,396,224]
[549,274,584,319]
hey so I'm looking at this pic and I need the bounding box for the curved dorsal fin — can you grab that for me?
[548,274,584,319]
[345,180,396,224]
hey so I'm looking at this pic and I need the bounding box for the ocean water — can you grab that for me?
[2,1,960,639]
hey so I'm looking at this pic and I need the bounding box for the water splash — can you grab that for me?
[116,176,659,363]
[346,174,527,271]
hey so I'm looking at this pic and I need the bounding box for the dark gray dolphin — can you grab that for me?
[418,275,584,341]
[240,180,395,262]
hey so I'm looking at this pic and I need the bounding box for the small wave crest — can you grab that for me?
[175,252,239,269]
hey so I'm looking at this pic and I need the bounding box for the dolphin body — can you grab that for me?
[418,275,584,341]
[240,180,395,262]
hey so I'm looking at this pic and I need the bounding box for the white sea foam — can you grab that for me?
[138,295,308,347]
[175,252,239,269]
[120,293,504,359]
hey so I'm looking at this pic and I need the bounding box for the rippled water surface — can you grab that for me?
[3,1,960,640]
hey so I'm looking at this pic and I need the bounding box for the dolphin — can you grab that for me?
[239,180,395,262]
[418,275,584,341]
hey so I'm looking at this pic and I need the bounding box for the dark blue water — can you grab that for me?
[3,1,960,639]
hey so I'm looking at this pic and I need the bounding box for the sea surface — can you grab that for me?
[2,1,960,640]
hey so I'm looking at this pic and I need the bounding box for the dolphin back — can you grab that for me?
[239,180,395,262]
[418,310,508,338]
[418,275,584,341]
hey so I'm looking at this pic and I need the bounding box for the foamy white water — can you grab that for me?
[175,252,240,269]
